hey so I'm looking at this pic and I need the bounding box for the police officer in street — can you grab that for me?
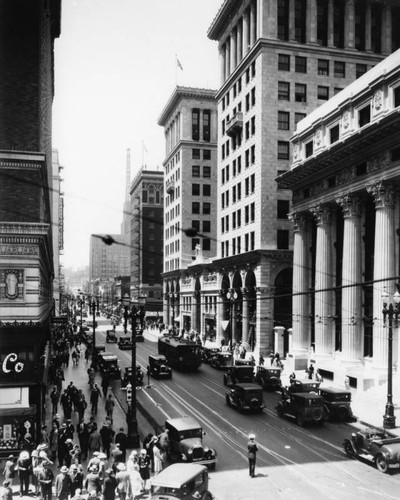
[247,434,258,478]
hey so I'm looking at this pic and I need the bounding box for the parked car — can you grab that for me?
[92,344,106,359]
[165,417,217,469]
[136,329,145,342]
[343,428,400,473]
[225,383,264,413]
[150,463,213,500]
[276,392,329,426]
[210,352,232,370]
[120,366,144,388]
[254,366,282,391]
[147,354,172,379]
[319,387,353,421]
[97,352,121,379]
[288,379,321,394]
[201,346,221,364]
[118,337,133,350]
[106,330,118,343]
[223,365,254,387]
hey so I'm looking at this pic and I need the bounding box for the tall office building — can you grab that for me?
[0,0,61,452]
[205,0,400,356]
[158,87,218,331]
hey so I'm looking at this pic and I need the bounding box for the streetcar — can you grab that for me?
[158,336,202,371]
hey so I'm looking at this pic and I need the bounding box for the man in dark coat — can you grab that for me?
[247,434,258,478]
[99,422,114,459]
[114,428,128,462]
[38,461,54,500]
[50,387,60,415]
[102,468,117,500]
[55,466,71,500]
[90,385,101,415]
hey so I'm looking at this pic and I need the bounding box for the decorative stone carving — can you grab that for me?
[310,205,332,225]
[337,167,355,186]
[315,128,323,147]
[367,181,395,209]
[341,111,350,130]
[373,89,383,111]
[335,193,361,218]
[293,143,299,161]
[288,212,308,232]
[1,270,24,300]
[367,151,391,173]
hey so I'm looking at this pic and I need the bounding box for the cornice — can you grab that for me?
[0,223,50,235]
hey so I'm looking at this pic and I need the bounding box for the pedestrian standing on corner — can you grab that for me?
[17,450,31,496]
[307,363,314,380]
[105,394,115,423]
[55,466,71,500]
[247,434,258,478]
[2,455,15,487]
[90,384,101,415]
[50,387,60,415]
[1,480,13,500]
[38,461,54,500]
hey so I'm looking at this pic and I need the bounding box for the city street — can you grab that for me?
[93,319,400,500]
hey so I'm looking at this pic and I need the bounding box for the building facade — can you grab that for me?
[0,0,61,454]
[203,0,400,358]
[158,87,218,333]
[130,167,164,315]
[52,149,64,316]
[277,49,400,389]
[89,233,130,285]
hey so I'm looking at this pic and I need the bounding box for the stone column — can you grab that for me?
[289,0,296,41]
[243,10,250,57]
[230,29,237,73]
[242,292,249,343]
[382,4,392,55]
[336,193,362,362]
[365,1,372,52]
[288,212,310,351]
[328,0,335,47]
[367,182,396,368]
[220,46,226,85]
[344,0,355,49]
[311,205,334,356]
[225,37,231,78]
[216,293,225,346]
[250,1,256,47]
[237,20,243,64]
[307,0,317,44]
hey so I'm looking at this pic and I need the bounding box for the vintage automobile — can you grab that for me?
[106,330,118,343]
[210,351,232,370]
[234,358,255,366]
[165,417,217,469]
[319,387,353,421]
[120,366,144,388]
[225,383,265,413]
[223,365,254,387]
[97,352,121,379]
[288,379,321,394]
[118,337,133,350]
[276,392,329,426]
[147,354,172,379]
[92,343,106,359]
[150,463,213,500]
[255,366,282,391]
[136,329,145,342]
[343,428,400,473]
[201,346,221,364]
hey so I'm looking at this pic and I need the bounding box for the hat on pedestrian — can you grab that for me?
[39,451,48,459]
[38,443,48,450]
[67,419,72,423]
[60,466,69,473]
[116,463,126,471]
[105,468,113,475]
[41,425,47,429]
[7,455,14,459]
[61,423,67,428]
[31,450,38,457]
[140,449,147,455]
[66,438,73,443]
[98,453,107,460]
[249,433,255,440]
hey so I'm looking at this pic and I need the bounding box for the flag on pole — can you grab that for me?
[176,55,183,71]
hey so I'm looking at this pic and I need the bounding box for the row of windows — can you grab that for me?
[191,237,211,251]
[165,239,180,256]
[165,204,180,224]
[192,148,211,160]
[221,202,255,232]
[221,156,242,183]
[164,258,180,272]
[222,143,256,167]
[222,61,256,110]
[278,80,343,103]
[165,222,180,239]
[191,108,211,142]
[192,165,211,178]
[142,188,162,205]
[192,184,211,196]
[221,174,256,206]
[191,220,211,233]
[192,202,211,215]
[278,111,308,131]
[278,53,368,79]
[220,232,255,258]
[165,151,181,175]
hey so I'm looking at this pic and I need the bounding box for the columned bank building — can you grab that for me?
[277,49,400,390]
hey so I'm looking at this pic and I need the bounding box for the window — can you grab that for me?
[232,185,236,203]
[245,177,249,196]
[250,231,255,250]
[251,116,255,135]
[245,121,250,140]
[295,84,306,102]
[192,108,200,140]
[295,56,307,73]
[192,202,200,214]
[221,217,225,233]
[277,200,290,219]
[237,209,241,227]
[203,149,211,160]
[394,86,400,108]
[278,0,289,40]
[192,149,200,159]
[192,220,200,233]
[294,0,306,42]
[192,165,200,177]
[203,220,210,232]
[334,61,345,78]
[192,238,200,251]
[232,211,237,229]
[203,109,211,141]
[245,233,249,251]
[245,93,250,111]
[251,87,256,106]
[278,111,290,130]
[359,105,371,127]
[237,155,242,174]
[192,184,200,196]
[245,205,249,224]
[318,59,329,76]
[318,86,329,100]
[294,112,306,127]
[305,141,313,157]
[245,68,250,84]
[245,149,250,168]
[277,230,289,249]
[334,87,343,95]
[278,53,290,71]
[251,145,255,164]
[251,61,256,77]
[142,189,148,203]
[356,64,367,79]
[330,124,339,144]
[278,141,290,160]
[203,184,211,196]
[250,202,255,222]
[203,239,211,251]
[203,202,211,214]
[278,81,290,100]
[203,166,211,178]
[250,174,255,193]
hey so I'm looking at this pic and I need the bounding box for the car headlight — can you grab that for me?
[188,449,193,455]
[204,447,209,452]
[181,454,187,461]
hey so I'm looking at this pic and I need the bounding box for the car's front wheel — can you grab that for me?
[343,440,354,458]
[375,454,389,473]
[296,412,304,426]
[276,404,284,417]
[225,395,231,407]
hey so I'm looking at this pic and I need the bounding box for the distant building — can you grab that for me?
[277,49,400,388]
[158,87,218,331]
[52,149,64,316]
[130,167,164,316]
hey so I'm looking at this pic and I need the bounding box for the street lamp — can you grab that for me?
[226,289,238,349]
[122,293,130,334]
[78,292,85,333]
[88,295,99,352]
[381,287,400,429]
[170,292,178,333]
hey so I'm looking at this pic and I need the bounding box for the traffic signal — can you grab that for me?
[126,382,132,404]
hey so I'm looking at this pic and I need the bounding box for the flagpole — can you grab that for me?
[175,54,177,85]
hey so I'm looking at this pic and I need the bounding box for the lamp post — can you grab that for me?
[78,293,85,333]
[170,292,178,333]
[122,293,130,334]
[381,288,400,429]
[226,289,238,349]
[88,295,99,352]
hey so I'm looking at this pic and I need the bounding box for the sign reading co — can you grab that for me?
[2,353,24,373]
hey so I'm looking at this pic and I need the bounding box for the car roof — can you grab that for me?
[166,417,201,431]
[319,387,351,394]
[151,464,206,488]
[101,354,118,360]
[150,354,167,360]
[291,393,323,399]
[234,383,261,390]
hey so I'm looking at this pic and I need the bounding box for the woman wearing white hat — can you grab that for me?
[115,463,130,500]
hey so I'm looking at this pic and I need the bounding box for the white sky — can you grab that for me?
[53,0,221,269]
